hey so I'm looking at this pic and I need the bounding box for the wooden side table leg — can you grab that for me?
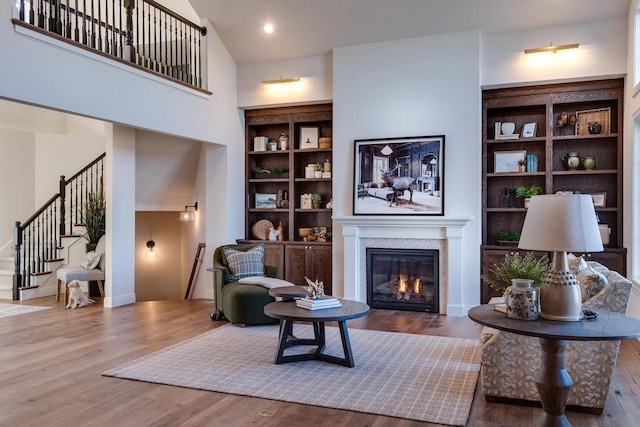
[535,338,572,427]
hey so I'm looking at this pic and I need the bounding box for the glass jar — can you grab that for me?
[505,279,539,320]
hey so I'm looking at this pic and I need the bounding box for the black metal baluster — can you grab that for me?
[119,0,123,58]
[19,0,25,21]
[147,1,151,68]
[65,0,71,38]
[112,0,116,56]
[97,0,102,51]
[159,10,163,74]
[135,0,139,64]
[82,0,87,44]
[38,0,44,28]
[29,0,34,24]
[74,0,79,41]
[90,0,95,47]
[164,11,168,77]
[168,17,173,77]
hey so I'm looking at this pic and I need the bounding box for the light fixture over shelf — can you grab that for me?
[524,42,579,55]
[180,202,198,222]
[261,75,300,85]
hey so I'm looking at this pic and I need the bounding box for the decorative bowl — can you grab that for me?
[298,227,314,239]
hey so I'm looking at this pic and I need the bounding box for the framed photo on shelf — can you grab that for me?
[494,150,526,173]
[522,122,537,138]
[255,193,277,209]
[300,127,319,150]
[353,135,445,216]
[590,192,607,207]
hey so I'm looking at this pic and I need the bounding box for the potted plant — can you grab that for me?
[82,191,106,250]
[314,163,323,178]
[310,193,322,209]
[497,231,520,245]
[517,159,527,172]
[481,252,551,294]
[515,184,542,208]
[252,166,289,178]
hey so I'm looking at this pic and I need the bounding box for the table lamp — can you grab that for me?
[518,194,603,321]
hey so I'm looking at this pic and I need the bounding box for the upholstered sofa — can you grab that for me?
[212,243,279,326]
[479,258,632,414]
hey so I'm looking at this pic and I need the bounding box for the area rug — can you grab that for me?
[0,303,51,319]
[103,324,481,426]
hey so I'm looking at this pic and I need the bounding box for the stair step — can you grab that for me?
[46,258,65,263]
[31,271,53,276]
[18,285,39,290]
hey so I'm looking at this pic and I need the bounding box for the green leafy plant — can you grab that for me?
[314,163,323,171]
[310,193,322,203]
[481,252,551,293]
[252,166,289,174]
[515,185,542,199]
[82,191,106,244]
[497,231,521,242]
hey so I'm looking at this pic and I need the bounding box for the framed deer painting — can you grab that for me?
[353,135,445,215]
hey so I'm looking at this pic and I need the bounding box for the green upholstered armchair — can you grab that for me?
[210,243,279,326]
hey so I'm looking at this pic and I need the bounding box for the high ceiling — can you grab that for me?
[189,0,631,65]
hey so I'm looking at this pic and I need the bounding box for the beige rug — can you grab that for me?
[0,303,51,319]
[104,324,481,426]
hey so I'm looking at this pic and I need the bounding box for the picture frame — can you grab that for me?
[255,193,277,209]
[353,135,445,215]
[521,122,537,138]
[300,126,319,150]
[590,192,607,208]
[494,150,526,173]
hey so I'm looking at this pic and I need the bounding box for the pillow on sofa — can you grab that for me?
[238,276,295,289]
[567,253,588,275]
[576,265,608,302]
[80,251,101,270]
[223,245,265,280]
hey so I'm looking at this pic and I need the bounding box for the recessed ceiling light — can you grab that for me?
[263,24,274,34]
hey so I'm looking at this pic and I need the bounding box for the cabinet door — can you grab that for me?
[310,245,332,294]
[284,245,307,286]
[263,243,284,279]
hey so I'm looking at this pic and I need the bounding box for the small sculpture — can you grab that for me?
[268,227,281,241]
[304,276,325,299]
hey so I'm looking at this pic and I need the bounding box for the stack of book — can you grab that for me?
[296,296,342,310]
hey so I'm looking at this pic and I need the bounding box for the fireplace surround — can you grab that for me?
[334,216,472,316]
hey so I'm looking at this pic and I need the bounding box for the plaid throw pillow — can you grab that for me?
[223,244,265,280]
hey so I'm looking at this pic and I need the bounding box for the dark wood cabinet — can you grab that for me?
[481,79,626,303]
[242,104,333,294]
[285,244,332,294]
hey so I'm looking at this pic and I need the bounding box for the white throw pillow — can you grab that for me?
[567,253,588,275]
[576,265,608,302]
[238,276,295,289]
[80,251,101,270]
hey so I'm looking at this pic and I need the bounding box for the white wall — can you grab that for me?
[482,17,627,87]
[238,55,333,108]
[332,31,482,307]
[0,129,35,246]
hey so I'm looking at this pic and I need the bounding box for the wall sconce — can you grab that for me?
[524,42,579,55]
[262,75,300,85]
[146,240,158,258]
[180,202,198,222]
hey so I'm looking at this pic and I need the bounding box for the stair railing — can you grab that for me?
[12,153,105,300]
[13,0,207,89]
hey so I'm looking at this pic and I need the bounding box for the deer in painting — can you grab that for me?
[380,163,415,207]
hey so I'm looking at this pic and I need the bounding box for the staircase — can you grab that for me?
[5,154,105,301]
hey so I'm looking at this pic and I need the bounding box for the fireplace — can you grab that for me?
[366,248,439,312]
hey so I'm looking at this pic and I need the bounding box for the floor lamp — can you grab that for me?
[518,194,603,321]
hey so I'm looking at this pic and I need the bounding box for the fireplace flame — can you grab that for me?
[413,277,421,294]
[398,274,408,293]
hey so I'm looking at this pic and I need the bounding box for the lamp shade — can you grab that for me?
[518,194,603,253]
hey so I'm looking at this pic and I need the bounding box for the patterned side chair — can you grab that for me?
[479,260,632,414]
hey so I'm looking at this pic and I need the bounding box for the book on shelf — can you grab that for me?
[497,134,520,140]
[494,121,501,139]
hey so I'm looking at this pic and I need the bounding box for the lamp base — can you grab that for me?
[539,270,582,322]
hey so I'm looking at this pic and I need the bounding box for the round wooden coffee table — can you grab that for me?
[468,304,640,427]
[264,299,370,367]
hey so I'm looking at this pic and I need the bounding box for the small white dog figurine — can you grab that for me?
[66,280,95,309]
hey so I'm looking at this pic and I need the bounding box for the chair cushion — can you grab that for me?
[223,244,265,280]
[80,251,101,270]
[576,265,608,302]
[57,267,105,282]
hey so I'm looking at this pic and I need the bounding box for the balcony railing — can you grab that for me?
[14,0,207,90]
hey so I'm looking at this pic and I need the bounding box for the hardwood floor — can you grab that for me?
[1,297,638,426]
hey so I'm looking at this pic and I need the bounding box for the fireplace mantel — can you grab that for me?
[334,215,472,316]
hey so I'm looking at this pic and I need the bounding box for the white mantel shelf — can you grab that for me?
[334,215,473,317]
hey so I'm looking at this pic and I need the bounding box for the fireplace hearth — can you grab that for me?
[366,248,439,312]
